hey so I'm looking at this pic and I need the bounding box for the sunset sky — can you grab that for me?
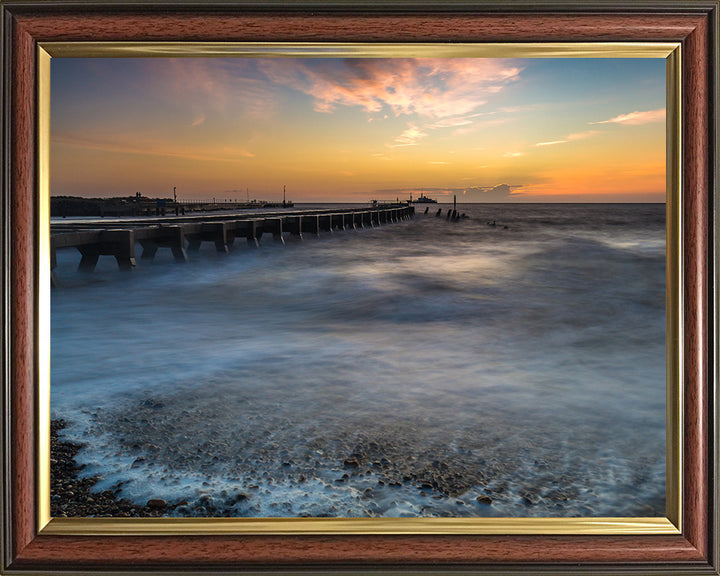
[51,57,666,203]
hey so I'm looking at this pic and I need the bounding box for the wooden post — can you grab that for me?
[101,229,136,270]
[107,229,135,270]
[139,240,158,261]
[301,214,320,237]
[77,246,100,273]
[201,222,230,253]
[263,218,285,245]
[319,214,333,233]
[236,220,262,247]
[286,216,303,239]
[331,213,345,231]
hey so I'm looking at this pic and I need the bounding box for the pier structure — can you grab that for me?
[50,205,413,283]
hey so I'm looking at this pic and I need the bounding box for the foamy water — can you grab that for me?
[51,203,666,517]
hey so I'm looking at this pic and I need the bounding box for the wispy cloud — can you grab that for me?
[499,104,543,113]
[453,117,511,136]
[152,59,279,121]
[590,108,665,125]
[390,124,427,147]
[504,152,524,158]
[535,140,567,147]
[534,129,599,147]
[258,58,522,119]
[567,130,599,140]
[429,161,449,165]
[53,133,255,162]
[426,111,494,129]
[249,58,524,151]
[191,114,206,127]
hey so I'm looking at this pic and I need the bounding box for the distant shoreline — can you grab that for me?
[50,196,666,220]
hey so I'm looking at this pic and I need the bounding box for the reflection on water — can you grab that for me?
[51,203,666,517]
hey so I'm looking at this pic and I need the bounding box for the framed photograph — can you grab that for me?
[1,1,717,574]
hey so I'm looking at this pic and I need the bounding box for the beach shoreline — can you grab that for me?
[51,419,184,518]
[49,203,666,519]
[51,415,499,518]
[52,410,663,518]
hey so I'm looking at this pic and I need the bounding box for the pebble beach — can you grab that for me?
[51,204,667,518]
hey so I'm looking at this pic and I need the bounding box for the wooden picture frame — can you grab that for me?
[1,1,717,573]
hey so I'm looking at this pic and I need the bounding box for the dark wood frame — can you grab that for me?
[1,1,717,573]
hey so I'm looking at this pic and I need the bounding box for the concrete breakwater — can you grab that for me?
[51,205,414,283]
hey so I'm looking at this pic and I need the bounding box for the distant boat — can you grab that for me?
[412,193,437,204]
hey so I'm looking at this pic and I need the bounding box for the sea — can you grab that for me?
[50,203,666,518]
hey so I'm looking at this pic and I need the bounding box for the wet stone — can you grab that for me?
[521,493,538,506]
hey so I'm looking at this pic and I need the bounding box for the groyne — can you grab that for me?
[51,204,414,284]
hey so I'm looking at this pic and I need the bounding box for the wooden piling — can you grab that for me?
[319,214,333,233]
[263,218,285,245]
[235,219,262,247]
[201,222,230,253]
[76,229,136,272]
[284,215,304,239]
[301,214,320,237]
[51,205,412,281]
[353,212,364,229]
[331,213,345,231]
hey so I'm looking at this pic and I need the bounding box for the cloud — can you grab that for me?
[390,124,427,147]
[375,183,522,202]
[427,117,475,129]
[426,111,493,129]
[534,129,600,147]
[504,152,524,158]
[394,112,507,147]
[428,161,449,165]
[53,133,255,162]
[191,114,206,127]
[499,104,542,113]
[257,58,522,120]
[251,59,522,150]
[590,108,665,125]
[471,183,523,201]
[151,59,280,121]
[567,130,599,140]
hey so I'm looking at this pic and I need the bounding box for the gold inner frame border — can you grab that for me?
[36,41,682,536]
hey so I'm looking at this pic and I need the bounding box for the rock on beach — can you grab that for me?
[50,419,182,518]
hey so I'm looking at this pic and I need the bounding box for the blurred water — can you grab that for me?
[51,203,666,517]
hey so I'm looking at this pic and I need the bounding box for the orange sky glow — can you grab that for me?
[51,57,666,203]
